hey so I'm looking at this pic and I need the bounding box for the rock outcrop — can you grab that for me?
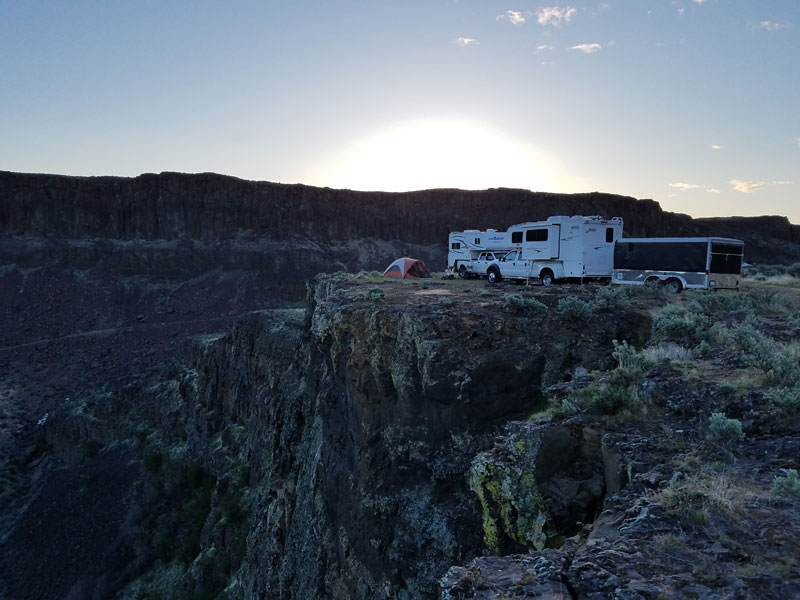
[0,276,650,599]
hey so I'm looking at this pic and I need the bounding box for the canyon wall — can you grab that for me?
[3,170,798,268]
[0,275,651,599]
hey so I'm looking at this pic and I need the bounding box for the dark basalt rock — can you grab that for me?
[3,170,797,271]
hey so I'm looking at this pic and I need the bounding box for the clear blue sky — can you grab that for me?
[1,1,798,221]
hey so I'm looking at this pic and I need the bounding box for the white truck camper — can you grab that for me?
[448,216,624,285]
[612,237,744,293]
[447,229,514,279]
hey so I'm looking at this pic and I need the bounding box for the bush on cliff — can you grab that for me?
[503,293,547,315]
[557,296,592,322]
[706,413,745,448]
[593,285,631,313]
[771,469,800,501]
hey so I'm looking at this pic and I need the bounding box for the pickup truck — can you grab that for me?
[458,251,508,279]
[485,249,556,286]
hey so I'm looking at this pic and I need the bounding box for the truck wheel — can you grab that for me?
[540,270,554,287]
[487,268,501,284]
[663,278,682,293]
[458,264,468,279]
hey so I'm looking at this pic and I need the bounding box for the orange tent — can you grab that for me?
[383,257,432,279]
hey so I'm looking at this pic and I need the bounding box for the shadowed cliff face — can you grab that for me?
[0,276,651,600]
[1,170,693,243]
[2,171,797,269]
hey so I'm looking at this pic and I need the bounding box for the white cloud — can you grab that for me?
[796,137,800,149]
[454,37,478,47]
[497,10,526,25]
[730,179,766,193]
[670,182,722,193]
[569,43,602,54]
[758,21,791,32]
[541,60,557,66]
[773,180,794,186]
[710,144,722,150]
[536,7,577,26]
[535,44,555,53]
[693,0,707,4]
[677,8,685,16]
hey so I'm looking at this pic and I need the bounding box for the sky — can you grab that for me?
[1,1,798,222]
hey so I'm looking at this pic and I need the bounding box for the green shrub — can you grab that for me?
[612,339,645,370]
[652,305,709,344]
[788,262,800,278]
[707,322,731,347]
[694,340,712,357]
[691,291,752,316]
[571,366,642,415]
[366,287,384,302]
[706,412,745,447]
[560,398,580,415]
[660,484,713,528]
[733,324,800,385]
[328,270,353,281]
[503,293,547,315]
[607,365,643,389]
[729,320,764,353]
[764,387,800,413]
[438,296,453,306]
[746,288,794,315]
[557,296,592,322]
[771,469,800,501]
[594,286,630,312]
[716,381,738,395]
[593,382,639,414]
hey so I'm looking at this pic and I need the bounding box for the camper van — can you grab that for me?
[449,216,624,284]
[612,237,744,292]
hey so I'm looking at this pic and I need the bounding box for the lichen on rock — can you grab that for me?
[469,423,549,554]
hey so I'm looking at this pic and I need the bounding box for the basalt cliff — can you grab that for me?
[1,171,799,600]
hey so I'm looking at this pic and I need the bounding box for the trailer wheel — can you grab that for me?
[458,264,469,279]
[540,270,554,287]
[663,278,683,294]
[487,268,501,284]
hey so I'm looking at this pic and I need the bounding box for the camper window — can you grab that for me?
[451,242,460,249]
[526,229,548,242]
[606,228,614,243]
[474,238,480,244]
[511,231,522,244]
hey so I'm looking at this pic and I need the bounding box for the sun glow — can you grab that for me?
[307,117,570,193]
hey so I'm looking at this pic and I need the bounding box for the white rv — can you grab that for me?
[447,229,514,278]
[449,216,623,285]
[612,237,744,292]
